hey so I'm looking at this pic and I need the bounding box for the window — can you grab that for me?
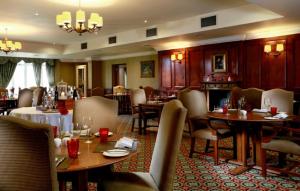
[7,61,50,96]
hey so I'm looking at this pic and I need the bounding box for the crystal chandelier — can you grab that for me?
[56,0,103,36]
[0,28,22,54]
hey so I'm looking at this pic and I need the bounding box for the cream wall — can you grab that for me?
[54,61,76,85]
[100,54,159,89]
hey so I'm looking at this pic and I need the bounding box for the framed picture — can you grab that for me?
[212,54,226,72]
[141,60,155,78]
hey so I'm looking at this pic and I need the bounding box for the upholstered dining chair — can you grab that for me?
[17,88,33,108]
[99,100,187,191]
[73,96,118,133]
[241,88,264,110]
[0,116,58,191]
[129,89,158,134]
[143,86,155,100]
[91,87,105,97]
[261,126,300,177]
[32,87,45,106]
[261,88,294,114]
[180,90,235,165]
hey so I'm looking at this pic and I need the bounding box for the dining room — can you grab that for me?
[1,0,300,191]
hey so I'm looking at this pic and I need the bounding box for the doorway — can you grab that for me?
[76,65,87,97]
[112,64,127,88]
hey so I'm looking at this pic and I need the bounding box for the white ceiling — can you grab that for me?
[0,0,300,59]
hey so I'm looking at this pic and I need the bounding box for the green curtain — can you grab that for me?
[0,60,17,88]
[0,56,56,87]
[46,60,55,86]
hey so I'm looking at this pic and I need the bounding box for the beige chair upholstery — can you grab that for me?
[91,87,105,97]
[0,116,58,191]
[179,90,235,165]
[130,89,158,134]
[100,100,187,191]
[18,88,33,108]
[32,87,45,106]
[261,88,294,114]
[73,96,118,133]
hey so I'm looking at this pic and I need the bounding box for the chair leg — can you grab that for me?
[214,140,219,165]
[143,118,148,134]
[189,137,196,158]
[131,118,135,132]
[261,148,267,177]
[205,140,210,153]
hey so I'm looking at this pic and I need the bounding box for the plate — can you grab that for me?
[264,116,279,120]
[94,131,113,137]
[102,149,129,157]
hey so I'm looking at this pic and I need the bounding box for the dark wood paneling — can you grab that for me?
[173,59,186,88]
[160,53,172,89]
[243,40,262,88]
[92,61,102,89]
[261,52,286,89]
[188,48,204,88]
[158,33,300,99]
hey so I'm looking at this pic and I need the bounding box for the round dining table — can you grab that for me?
[9,107,73,132]
[207,110,294,175]
[56,135,137,191]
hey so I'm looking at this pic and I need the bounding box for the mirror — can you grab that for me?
[76,65,87,97]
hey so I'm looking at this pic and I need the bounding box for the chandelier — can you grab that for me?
[0,28,22,54]
[56,0,103,36]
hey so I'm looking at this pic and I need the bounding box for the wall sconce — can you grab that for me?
[264,42,285,56]
[171,52,183,62]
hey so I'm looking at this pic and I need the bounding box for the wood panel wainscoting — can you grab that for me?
[159,33,300,100]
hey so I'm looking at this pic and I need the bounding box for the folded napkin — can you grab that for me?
[252,108,268,113]
[274,113,288,119]
[213,108,223,113]
[115,137,137,150]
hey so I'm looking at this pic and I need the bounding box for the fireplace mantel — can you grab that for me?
[202,81,240,90]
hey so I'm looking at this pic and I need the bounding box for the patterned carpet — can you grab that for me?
[111,115,300,191]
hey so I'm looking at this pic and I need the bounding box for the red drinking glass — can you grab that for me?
[99,128,109,143]
[270,106,277,116]
[67,138,79,159]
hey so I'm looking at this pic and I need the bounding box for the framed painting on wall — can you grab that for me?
[141,60,155,78]
[212,54,226,72]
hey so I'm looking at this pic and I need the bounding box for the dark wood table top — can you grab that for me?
[207,110,295,122]
[56,135,137,173]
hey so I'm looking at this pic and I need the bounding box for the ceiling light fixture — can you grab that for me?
[0,28,22,54]
[56,0,103,36]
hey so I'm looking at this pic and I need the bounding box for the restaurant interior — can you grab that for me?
[0,0,300,190]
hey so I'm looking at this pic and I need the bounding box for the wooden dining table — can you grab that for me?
[207,110,295,175]
[138,101,165,134]
[56,135,137,191]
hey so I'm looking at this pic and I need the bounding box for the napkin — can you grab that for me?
[213,108,223,113]
[252,108,268,113]
[273,113,288,119]
[115,137,137,150]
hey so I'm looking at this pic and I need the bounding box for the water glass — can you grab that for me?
[99,128,109,143]
[67,138,79,159]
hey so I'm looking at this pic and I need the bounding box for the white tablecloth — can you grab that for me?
[9,107,73,132]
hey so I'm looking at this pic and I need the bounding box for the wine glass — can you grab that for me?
[264,97,272,111]
[71,122,82,140]
[82,116,93,144]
